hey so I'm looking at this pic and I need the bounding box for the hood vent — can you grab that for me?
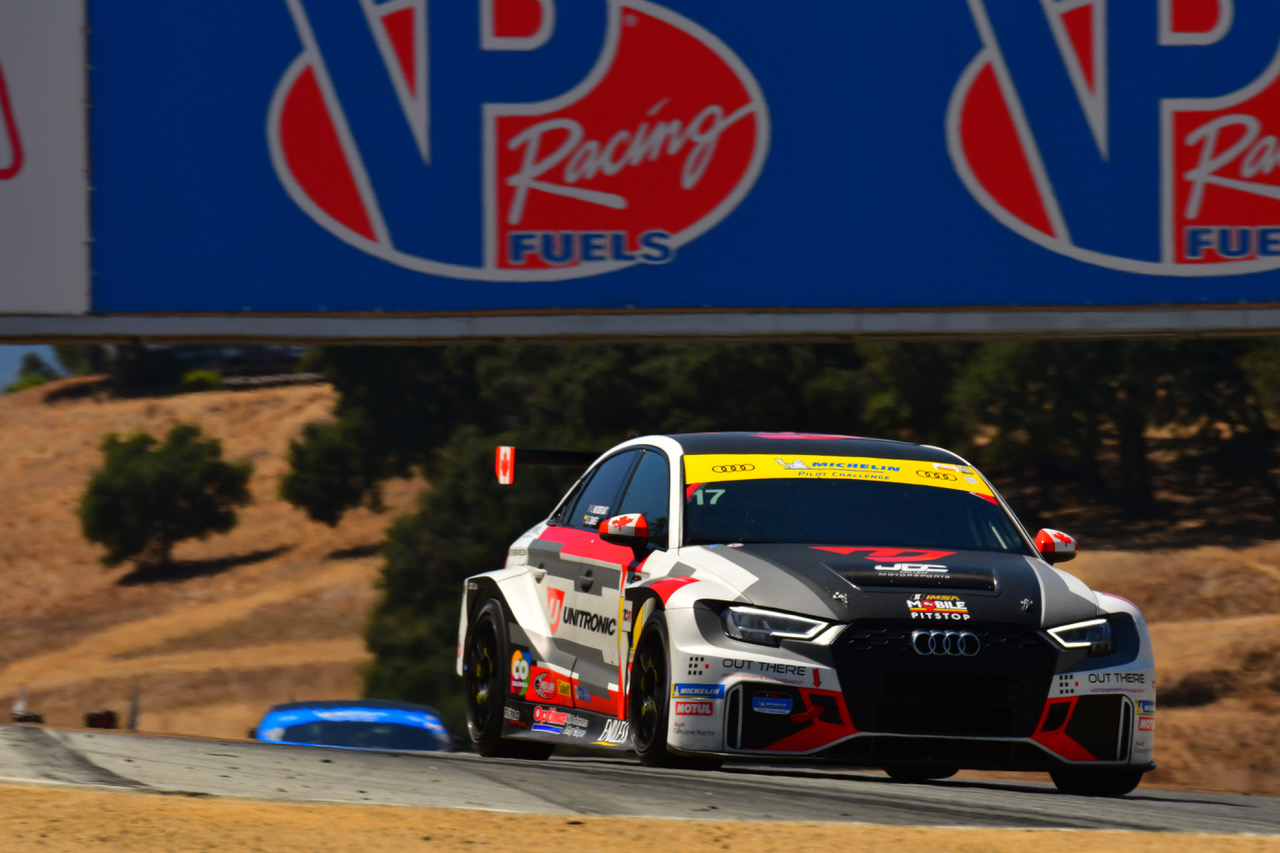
[832,563,999,592]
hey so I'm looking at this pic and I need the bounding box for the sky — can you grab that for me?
[0,344,58,388]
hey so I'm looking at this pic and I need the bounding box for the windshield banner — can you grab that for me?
[683,455,994,496]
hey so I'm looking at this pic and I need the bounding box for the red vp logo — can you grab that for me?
[950,0,1280,276]
[0,60,22,181]
[269,0,769,282]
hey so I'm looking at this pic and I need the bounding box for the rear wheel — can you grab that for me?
[628,609,720,770]
[463,599,554,760]
[1050,768,1144,797]
[884,765,959,782]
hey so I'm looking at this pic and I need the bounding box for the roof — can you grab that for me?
[665,432,963,464]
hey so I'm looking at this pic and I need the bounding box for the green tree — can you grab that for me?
[4,352,59,393]
[52,344,109,376]
[79,424,254,571]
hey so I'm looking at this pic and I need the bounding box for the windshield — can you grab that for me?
[682,454,1031,554]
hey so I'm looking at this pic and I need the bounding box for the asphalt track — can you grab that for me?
[1,725,1278,835]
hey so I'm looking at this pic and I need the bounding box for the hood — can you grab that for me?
[683,543,1100,628]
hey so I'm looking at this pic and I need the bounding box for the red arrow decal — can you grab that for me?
[812,668,821,688]
[789,704,824,725]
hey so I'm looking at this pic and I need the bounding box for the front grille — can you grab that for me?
[833,622,1057,737]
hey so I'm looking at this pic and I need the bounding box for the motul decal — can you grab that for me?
[269,0,769,281]
[950,0,1280,276]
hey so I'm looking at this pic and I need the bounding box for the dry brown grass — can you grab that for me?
[0,377,1276,797]
[0,378,419,739]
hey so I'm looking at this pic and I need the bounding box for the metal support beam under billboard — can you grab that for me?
[2,308,1280,345]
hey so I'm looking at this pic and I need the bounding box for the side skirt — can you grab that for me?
[501,698,633,751]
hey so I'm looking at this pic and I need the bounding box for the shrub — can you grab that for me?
[179,369,223,392]
[79,424,253,571]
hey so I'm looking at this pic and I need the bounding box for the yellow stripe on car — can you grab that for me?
[682,454,993,496]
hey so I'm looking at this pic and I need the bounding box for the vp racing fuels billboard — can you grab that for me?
[74,1,1280,327]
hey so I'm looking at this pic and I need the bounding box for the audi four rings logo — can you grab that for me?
[915,470,957,482]
[711,464,755,474]
[911,630,980,656]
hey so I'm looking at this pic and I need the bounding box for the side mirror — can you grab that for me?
[599,513,649,545]
[1035,528,1078,565]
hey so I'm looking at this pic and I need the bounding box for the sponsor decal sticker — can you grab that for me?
[596,719,631,745]
[1138,715,1155,732]
[674,700,714,716]
[531,706,587,734]
[532,705,568,733]
[672,683,725,699]
[510,650,531,694]
[503,705,521,722]
[1087,672,1146,685]
[270,0,769,282]
[876,563,949,575]
[908,593,971,621]
[559,605,618,636]
[547,587,565,633]
[683,455,993,496]
[1138,699,1155,715]
[533,671,559,701]
[751,692,793,715]
[687,655,711,676]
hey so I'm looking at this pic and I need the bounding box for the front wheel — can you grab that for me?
[463,598,554,760]
[629,609,675,767]
[1050,767,1144,797]
[628,609,720,770]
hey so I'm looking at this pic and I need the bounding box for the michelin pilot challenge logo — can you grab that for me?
[951,0,1280,276]
[270,0,769,281]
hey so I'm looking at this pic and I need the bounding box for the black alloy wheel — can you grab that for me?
[463,598,553,760]
[628,609,720,769]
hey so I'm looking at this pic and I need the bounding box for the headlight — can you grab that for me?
[721,606,828,646]
[1047,618,1114,656]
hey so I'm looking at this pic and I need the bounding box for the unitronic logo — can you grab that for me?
[270,0,769,281]
[950,0,1280,276]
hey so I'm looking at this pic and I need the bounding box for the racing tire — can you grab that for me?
[463,599,554,761]
[1049,768,1144,797]
[628,609,721,770]
[884,765,959,782]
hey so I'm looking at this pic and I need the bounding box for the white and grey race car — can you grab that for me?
[457,433,1155,796]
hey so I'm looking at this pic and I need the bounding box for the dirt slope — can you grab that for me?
[0,378,418,738]
[0,377,1276,795]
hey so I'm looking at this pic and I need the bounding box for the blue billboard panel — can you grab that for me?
[89,0,1280,314]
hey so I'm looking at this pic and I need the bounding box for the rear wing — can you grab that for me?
[494,446,600,485]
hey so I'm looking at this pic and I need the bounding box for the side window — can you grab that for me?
[617,450,670,547]
[565,451,640,530]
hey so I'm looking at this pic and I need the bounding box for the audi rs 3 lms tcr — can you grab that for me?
[457,433,1155,796]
